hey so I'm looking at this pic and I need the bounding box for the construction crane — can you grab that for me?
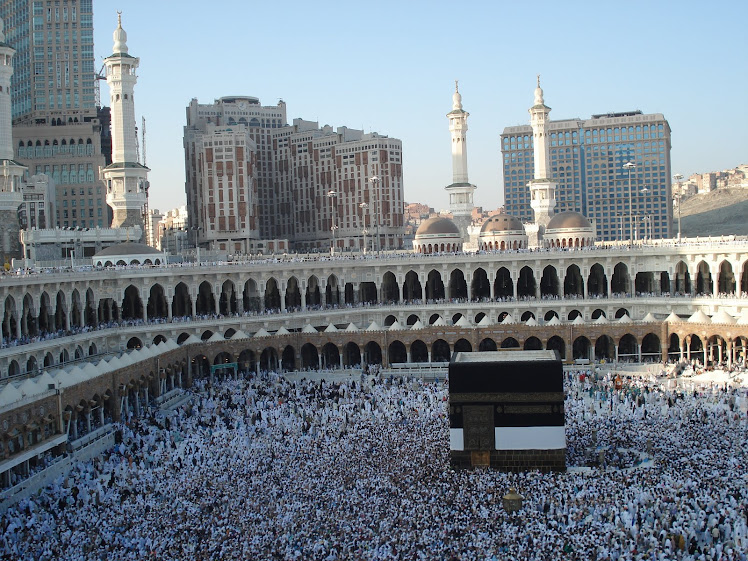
[94,62,106,108]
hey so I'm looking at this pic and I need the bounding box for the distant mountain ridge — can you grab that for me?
[679,188,748,237]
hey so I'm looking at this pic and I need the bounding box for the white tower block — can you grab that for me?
[101,13,148,237]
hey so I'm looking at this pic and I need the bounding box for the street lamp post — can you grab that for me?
[369,175,381,254]
[623,161,636,243]
[327,190,338,256]
[639,186,649,242]
[673,173,684,240]
[359,202,369,254]
[617,212,624,243]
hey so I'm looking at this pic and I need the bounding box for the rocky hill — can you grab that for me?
[679,188,748,237]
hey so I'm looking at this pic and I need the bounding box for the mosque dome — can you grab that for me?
[415,216,460,237]
[95,242,162,257]
[413,217,462,254]
[478,213,528,252]
[546,211,592,231]
[94,242,164,267]
[480,214,524,234]
[543,211,595,249]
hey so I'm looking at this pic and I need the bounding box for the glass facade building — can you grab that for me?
[502,111,672,241]
[0,0,107,228]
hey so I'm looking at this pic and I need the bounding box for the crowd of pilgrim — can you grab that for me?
[1,367,746,561]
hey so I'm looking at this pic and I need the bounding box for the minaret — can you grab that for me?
[0,17,25,263]
[445,81,476,241]
[527,76,556,246]
[101,13,148,238]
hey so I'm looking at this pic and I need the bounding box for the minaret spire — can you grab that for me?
[527,76,556,247]
[445,81,476,242]
[101,13,149,238]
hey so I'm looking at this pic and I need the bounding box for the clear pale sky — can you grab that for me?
[94,0,748,215]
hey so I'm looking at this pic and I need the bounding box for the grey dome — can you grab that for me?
[480,214,524,233]
[415,217,460,237]
[546,211,592,230]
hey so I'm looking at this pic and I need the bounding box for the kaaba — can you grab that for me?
[448,350,566,472]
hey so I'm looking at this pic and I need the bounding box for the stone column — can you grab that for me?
[258,290,266,313]
[279,281,287,313]
[213,284,222,315]
[712,270,719,298]
[583,268,589,299]
[71,412,78,439]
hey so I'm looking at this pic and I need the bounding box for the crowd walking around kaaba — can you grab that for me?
[1,367,746,561]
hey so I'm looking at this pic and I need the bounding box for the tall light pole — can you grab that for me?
[359,202,369,254]
[639,186,649,242]
[327,190,337,256]
[673,173,684,240]
[369,176,381,254]
[623,161,636,243]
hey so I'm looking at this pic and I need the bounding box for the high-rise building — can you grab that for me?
[184,96,280,253]
[0,15,24,262]
[501,94,672,241]
[0,0,107,228]
[185,97,405,253]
